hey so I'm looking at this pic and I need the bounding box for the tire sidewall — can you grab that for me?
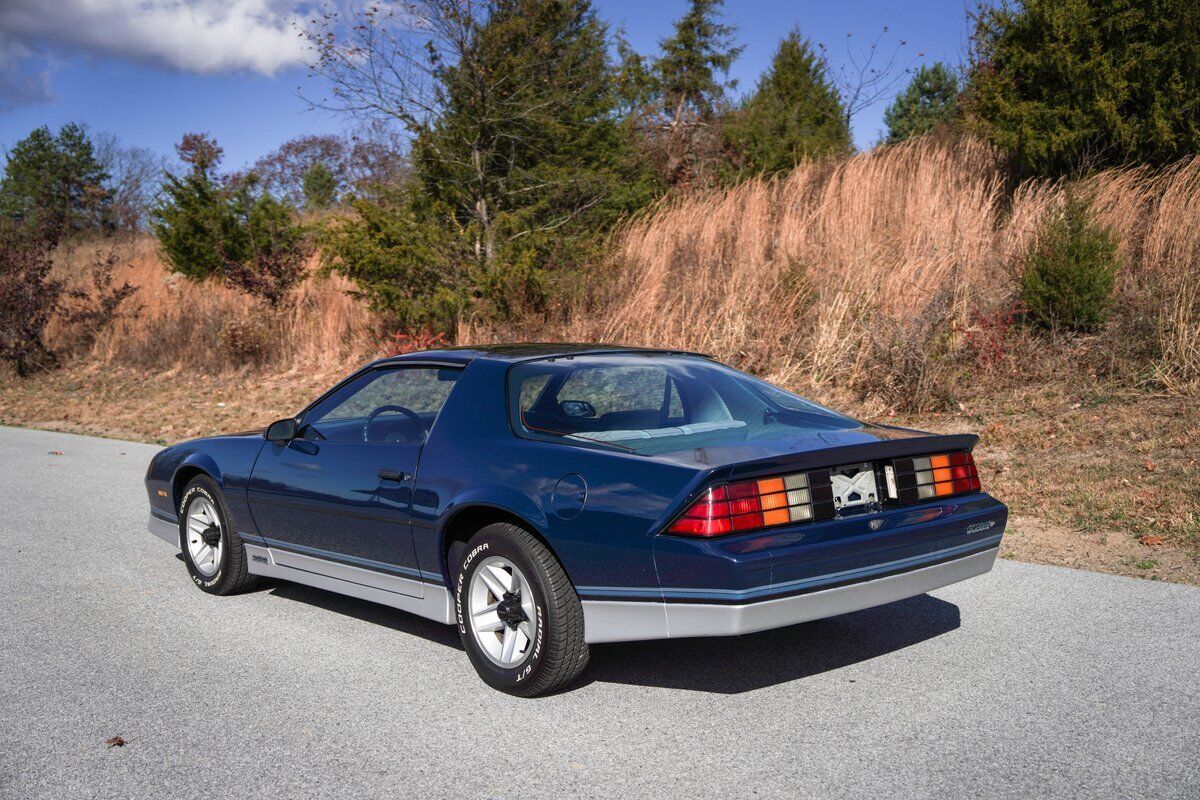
[179,481,229,592]
[454,530,549,692]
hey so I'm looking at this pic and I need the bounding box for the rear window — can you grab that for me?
[507,354,857,454]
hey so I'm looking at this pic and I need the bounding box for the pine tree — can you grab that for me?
[643,0,743,184]
[655,0,743,123]
[725,30,850,175]
[153,134,238,281]
[153,133,308,303]
[884,63,959,144]
[306,0,659,323]
[966,0,1200,175]
[0,123,110,242]
[302,162,338,210]
[410,0,657,314]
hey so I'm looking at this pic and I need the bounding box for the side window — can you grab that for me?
[302,367,461,443]
[666,376,684,419]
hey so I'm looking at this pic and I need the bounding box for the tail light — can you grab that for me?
[667,450,983,538]
[890,451,981,503]
[668,471,836,537]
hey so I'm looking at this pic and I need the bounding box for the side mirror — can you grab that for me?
[265,418,298,443]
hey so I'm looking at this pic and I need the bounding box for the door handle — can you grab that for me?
[378,469,411,483]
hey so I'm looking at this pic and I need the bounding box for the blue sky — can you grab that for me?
[0,1,978,171]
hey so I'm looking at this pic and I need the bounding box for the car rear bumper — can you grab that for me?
[581,544,998,644]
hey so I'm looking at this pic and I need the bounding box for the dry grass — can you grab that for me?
[46,234,381,374]
[501,138,1200,406]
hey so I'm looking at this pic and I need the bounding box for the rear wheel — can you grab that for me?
[454,523,590,696]
[178,476,256,595]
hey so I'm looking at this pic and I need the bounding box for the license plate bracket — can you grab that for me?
[830,462,879,512]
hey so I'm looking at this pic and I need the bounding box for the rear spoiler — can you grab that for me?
[718,430,980,483]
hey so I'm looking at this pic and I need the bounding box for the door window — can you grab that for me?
[301,366,462,443]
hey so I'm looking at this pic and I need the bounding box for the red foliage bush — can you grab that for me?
[961,301,1025,372]
[382,328,449,356]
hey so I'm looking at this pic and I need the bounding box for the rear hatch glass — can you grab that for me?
[508,353,860,455]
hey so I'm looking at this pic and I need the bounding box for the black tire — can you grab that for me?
[454,523,590,696]
[178,476,257,596]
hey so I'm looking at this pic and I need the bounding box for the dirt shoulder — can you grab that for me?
[2,363,1196,586]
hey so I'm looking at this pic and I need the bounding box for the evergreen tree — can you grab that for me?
[302,162,338,210]
[966,0,1200,175]
[153,133,238,281]
[725,30,850,175]
[399,0,656,317]
[883,63,959,144]
[655,0,743,122]
[307,0,659,323]
[154,133,308,303]
[0,123,110,242]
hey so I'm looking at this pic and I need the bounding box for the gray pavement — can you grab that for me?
[0,424,1197,799]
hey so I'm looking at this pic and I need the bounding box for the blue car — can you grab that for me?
[145,344,1006,695]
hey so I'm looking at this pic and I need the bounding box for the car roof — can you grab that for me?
[375,343,713,366]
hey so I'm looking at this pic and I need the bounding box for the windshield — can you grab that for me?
[507,353,859,454]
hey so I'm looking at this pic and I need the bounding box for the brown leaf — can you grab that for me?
[105,735,126,748]
[1145,460,1156,472]
[47,450,64,456]
[1140,534,1165,546]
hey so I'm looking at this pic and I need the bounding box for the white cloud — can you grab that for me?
[0,0,312,108]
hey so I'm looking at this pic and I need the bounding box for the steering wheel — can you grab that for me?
[362,405,425,443]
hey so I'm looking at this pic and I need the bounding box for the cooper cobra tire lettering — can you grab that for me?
[455,542,488,634]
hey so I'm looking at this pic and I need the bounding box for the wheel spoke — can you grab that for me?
[473,605,504,633]
[478,565,509,599]
[518,620,535,641]
[500,625,525,663]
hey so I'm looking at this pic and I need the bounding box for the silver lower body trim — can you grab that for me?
[581,547,998,644]
[245,544,455,625]
[147,514,179,547]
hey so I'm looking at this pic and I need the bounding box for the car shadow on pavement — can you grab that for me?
[264,580,465,650]
[582,593,960,694]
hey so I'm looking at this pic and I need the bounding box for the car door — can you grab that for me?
[246,364,462,597]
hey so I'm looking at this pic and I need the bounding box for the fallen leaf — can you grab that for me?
[105,735,126,748]
[47,450,64,456]
[1140,534,1165,546]
[1145,460,1156,472]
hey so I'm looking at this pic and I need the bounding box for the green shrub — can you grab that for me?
[1021,196,1119,332]
[316,191,467,332]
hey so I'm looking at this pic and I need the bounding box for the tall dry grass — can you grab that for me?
[524,138,1200,404]
[39,139,1200,403]
[47,235,380,375]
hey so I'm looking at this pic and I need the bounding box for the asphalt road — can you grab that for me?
[1,424,1197,799]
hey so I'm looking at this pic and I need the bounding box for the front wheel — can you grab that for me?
[179,476,256,595]
[454,523,590,696]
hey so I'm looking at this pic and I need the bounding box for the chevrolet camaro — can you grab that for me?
[144,344,1007,695]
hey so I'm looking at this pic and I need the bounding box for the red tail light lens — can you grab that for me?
[668,486,734,536]
[668,471,836,537]
[890,451,981,502]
